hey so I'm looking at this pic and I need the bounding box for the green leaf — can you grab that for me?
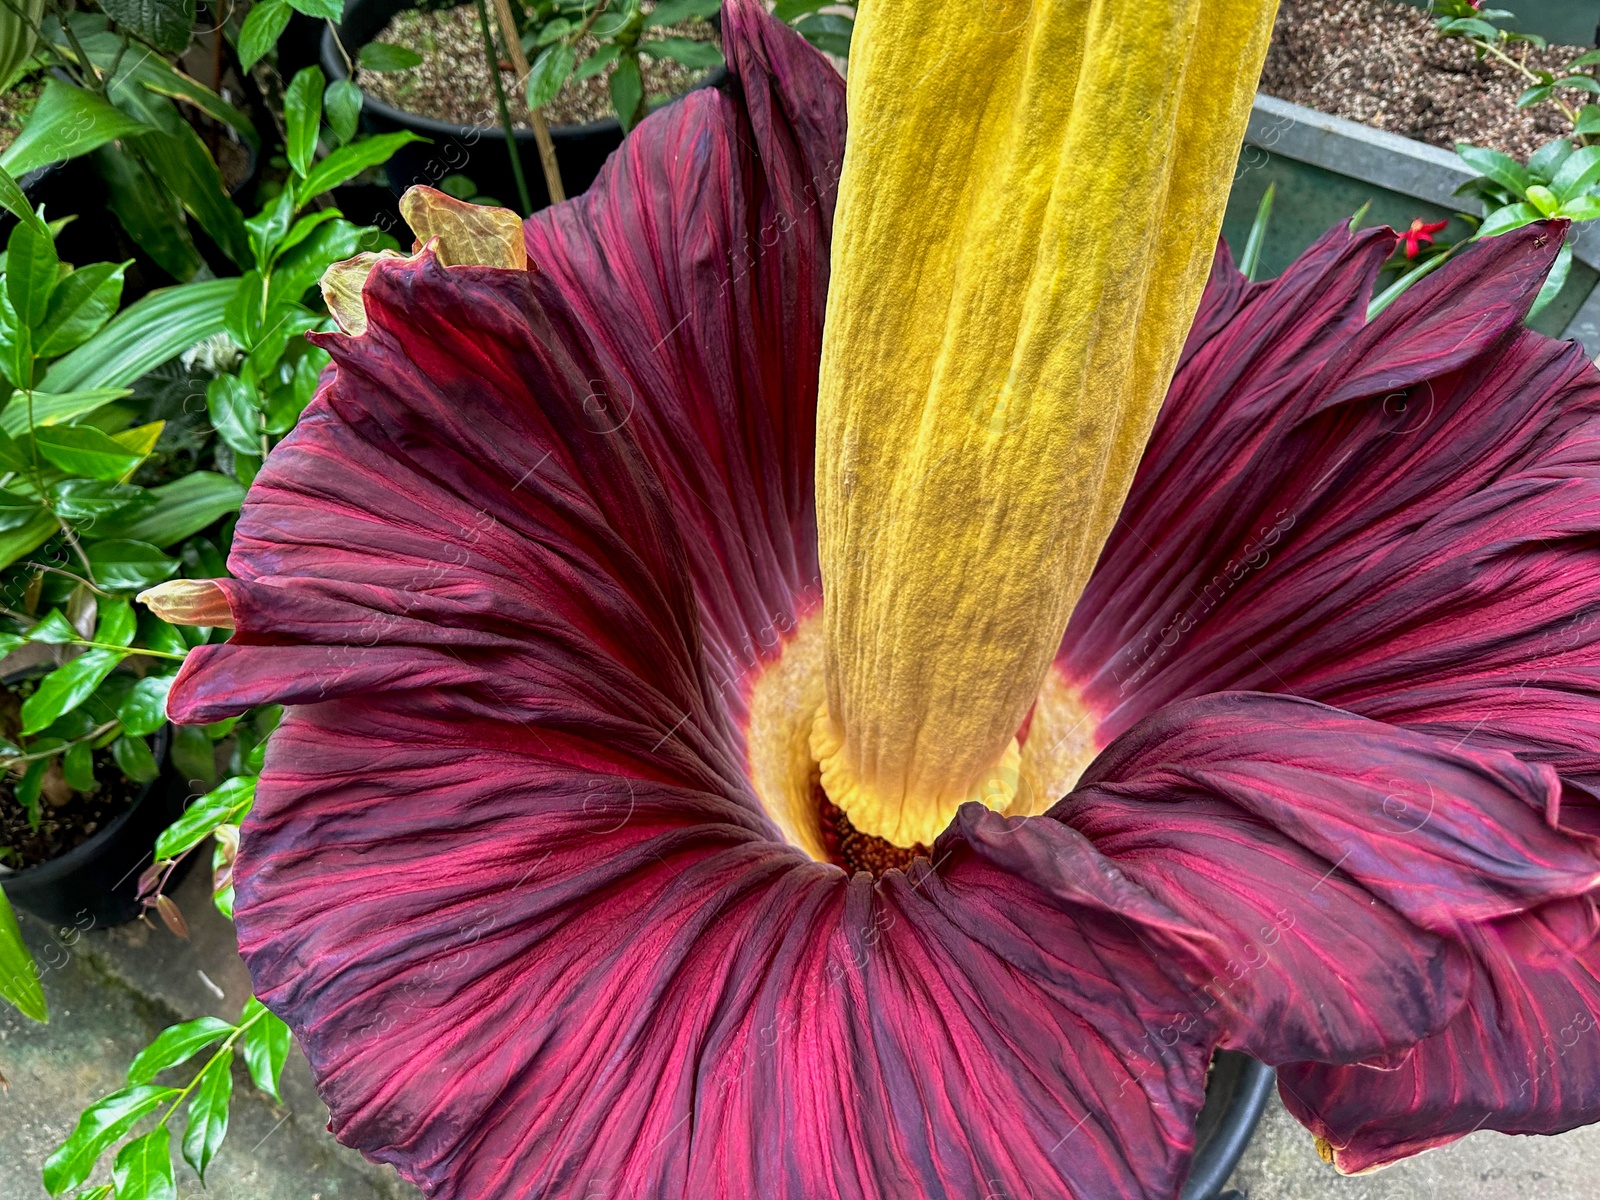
[610,55,643,131]
[182,1047,233,1182]
[1517,83,1554,108]
[1552,144,1600,200]
[272,208,342,266]
[43,277,234,393]
[771,0,825,19]
[527,43,577,109]
[1570,49,1600,68]
[359,41,423,72]
[98,597,137,647]
[119,674,175,737]
[0,80,152,178]
[16,757,44,826]
[643,0,720,25]
[33,424,144,480]
[1528,137,1574,182]
[94,472,245,547]
[590,0,638,38]
[50,478,149,522]
[0,162,39,229]
[62,740,95,790]
[27,610,77,644]
[7,215,58,331]
[101,0,196,53]
[0,507,55,569]
[87,540,181,592]
[574,42,621,80]
[1478,201,1540,237]
[793,10,852,56]
[1456,142,1534,198]
[240,996,291,1101]
[113,733,161,782]
[91,143,204,282]
[22,649,125,735]
[112,1126,176,1200]
[130,124,252,270]
[1528,236,1573,323]
[155,776,256,859]
[128,1016,234,1084]
[42,1084,177,1194]
[171,722,217,787]
[236,0,291,71]
[269,218,368,304]
[0,486,44,532]
[207,374,261,457]
[1559,194,1600,220]
[324,79,362,145]
[285,66,325,179]
[1558,75,1600,95]
[0,386,128,435]
[33,263,127,360]
[641,36,723,68]
[1526,183,1561,216]
[297,131,424,204]
[1240,182,1275,283]
[287,0,341,17]
[1579,104,1600,136]
[244,190,296,273]
[0,888,45,1022]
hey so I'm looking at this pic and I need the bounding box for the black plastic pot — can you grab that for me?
[0,726,183,931]
[321,0,725,220]
[1183,1051,1275,1199]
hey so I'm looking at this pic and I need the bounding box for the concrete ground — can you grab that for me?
[3,864,1597,1199]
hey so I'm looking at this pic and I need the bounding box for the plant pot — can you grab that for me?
[0,725,184,930]
[1183,1051,1275,1199]
[321,0,725,218]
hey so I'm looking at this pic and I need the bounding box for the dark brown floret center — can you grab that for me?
[815,776,929,877]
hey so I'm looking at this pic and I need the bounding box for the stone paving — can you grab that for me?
[3,862,1597,1199]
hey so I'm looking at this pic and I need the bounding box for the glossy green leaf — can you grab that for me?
[113,732,160,782]
[244,189,295,273]
[1552,144,1600,199]
[0,486,44,532]
[1578,104,1600,136]
[0,162,38,228]
[22,649,125,735]
[771,0,825,19]
[41,1083,177,1194]
[87,540,181,592]
[50,478,149,522]
[156,775,255,859]
[101,0,195,53]
[119,673,175,737]
[33,424,144,480]
[0,80,152,178]
[207,374,261,457]
[269,218,368,305]
[1526,183,1561,216]
[0,386,130,436]
[1478,201,1540,237]
[26,610,77,645]
[324,78,362,145]
[272,208,342,265]
[641,35,723,68]
[128,1015,233,1084]
[62,739,95,791]
[527,43,576,109]
[0,508,55,569]
[7,215,58,331]
[240,996,291,1102]
[296,131,424,204]
[285,66,325,178]
[1456,142,1533,198]
[112,1126,176,1200]
[288,0,340,15]
[129,124,251,270]
[237,0,291,71]
[610,55,643,131]
[1527,137,1572,182]
[97,597,137,647]
[0,888,45,1022]
[182,1047,233,1182]
[94,472,245,548]
[33,264,127,359]
[359,41,423,71]
[91,142,205,282]
[42,278,233,393]
[1559,194,1600,221]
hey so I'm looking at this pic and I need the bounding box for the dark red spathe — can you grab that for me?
[167,5,1600,1194]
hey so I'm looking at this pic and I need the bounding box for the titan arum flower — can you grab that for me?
[143,2,1600,1196]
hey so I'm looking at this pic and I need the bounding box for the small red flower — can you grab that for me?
[1403,217,1450,258]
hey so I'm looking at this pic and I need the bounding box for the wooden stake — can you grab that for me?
[491,0,567,204]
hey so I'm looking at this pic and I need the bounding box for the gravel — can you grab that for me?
[1261,0,1593,159]
[358,4,720,129]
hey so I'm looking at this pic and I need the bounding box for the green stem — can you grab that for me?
[1469,35,1582,127]
[1367,242,1462,321]
[475,0,533,216]
[72,638,187,660]
[154,1007,267,1129]
[1,720,118,767]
